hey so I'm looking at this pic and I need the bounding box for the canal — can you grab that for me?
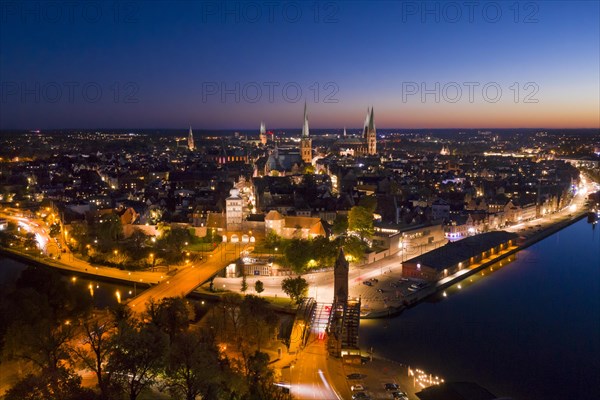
[360,219,600,400]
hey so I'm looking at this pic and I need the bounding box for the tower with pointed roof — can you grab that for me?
[188,126,195,151]
[300,102,312,164]
[334,248,349,304]
[363,107,376,155]
[259,121,267,145]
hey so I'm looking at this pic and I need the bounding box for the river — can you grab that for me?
[360,218,600,400]
[0,257,139,308]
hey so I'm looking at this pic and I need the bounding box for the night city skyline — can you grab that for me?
[1,1,599,130]
[1,2,599,400]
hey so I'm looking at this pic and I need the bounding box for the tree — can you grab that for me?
[348,205,374,240]
[246,351,292,400]
[255,280,264,295]
[94,213,123,249]
[281,276,309,304]
[145,297,191,343]
[241,273,248,293]
[358,195,378,213]
[311,236,337,268]
[109,322,168,400]
[331,214,348,235]
[283,239,312,273]
[4,367,96,400]
[71,319,116,400]
[264,230,280,249]
[339,235,367,262]
[163,329,224,400]
[157,227,192,264]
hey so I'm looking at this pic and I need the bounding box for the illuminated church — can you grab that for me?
[334,107,377,157]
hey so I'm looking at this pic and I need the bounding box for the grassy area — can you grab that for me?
[252,242,277,254]
[184,242,217,252]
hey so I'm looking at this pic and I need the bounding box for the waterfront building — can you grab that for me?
[402,231,518,281]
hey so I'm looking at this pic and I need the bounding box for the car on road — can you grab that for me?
[377,288,385,293]
[371,278,379,283]
[352,392,370,400]
[399,278,409,282]
[351,384,365,391]
[347,373,363,380]
[384,383,399,391]
[392,391,409,399]
[363,281,372,286]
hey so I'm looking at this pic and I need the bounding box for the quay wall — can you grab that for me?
[362,211,588,319]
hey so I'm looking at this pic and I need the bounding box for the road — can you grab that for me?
[127,242,250,313]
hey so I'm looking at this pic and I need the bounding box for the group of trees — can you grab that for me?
[0,267,290,400]
[69,219,215,270]
[265,234,368,274]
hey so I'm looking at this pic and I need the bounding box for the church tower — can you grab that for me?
[259,121,267,145]
[363,107,376,155]
[188,126,195,151]
[300,102,312,164]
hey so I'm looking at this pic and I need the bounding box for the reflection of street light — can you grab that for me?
[115,290,121,303]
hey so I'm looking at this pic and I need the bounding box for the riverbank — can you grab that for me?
[360,210,588,319]
[0,247,161,289]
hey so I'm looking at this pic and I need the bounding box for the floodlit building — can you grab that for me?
[402,231,518,281]
[225,188,243,231]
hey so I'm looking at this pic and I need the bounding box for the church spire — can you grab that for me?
[302,101,309,138]
[368,107,375,132]
[300,102,312,163]
[188,125,195,151]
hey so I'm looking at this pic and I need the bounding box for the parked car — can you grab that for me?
[351,384,365,391]
[384,383,399,391]
[352,392,370,400]
[363,281,372,286]
[392,391,409,400]
[347,373,363,380]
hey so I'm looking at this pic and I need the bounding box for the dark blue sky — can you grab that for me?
[1,1,598,129]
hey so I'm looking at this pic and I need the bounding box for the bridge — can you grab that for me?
[127,242,249,313]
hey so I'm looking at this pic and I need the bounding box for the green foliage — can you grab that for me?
[145,297,191,342]
[348,205,374,240]
[283,239,312,273]
[281,276,309,304]
[241,273,248,293]
[358,195,378,213]
[255,280,264,295]
[157,227,193,264]
[93,214,123,251]
[310,236,338,268]
[4,367,96,400]
[264,230,281,249]
[337,235,367,262]
[109,322,169,400]
[331,213,349,235]
[163,329,226,400]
